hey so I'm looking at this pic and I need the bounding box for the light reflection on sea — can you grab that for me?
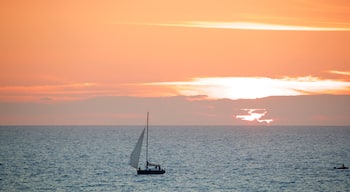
[0,126,349,191]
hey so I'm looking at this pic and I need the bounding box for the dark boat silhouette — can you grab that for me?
[129,112,165,175]
[334,164,349,169]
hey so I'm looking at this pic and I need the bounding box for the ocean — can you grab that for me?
[0,126,349,191]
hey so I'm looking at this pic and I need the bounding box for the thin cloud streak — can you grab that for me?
[0,82,176,103]
[0,83,99,102]
[138,21,350,31]
[329,70,350,76]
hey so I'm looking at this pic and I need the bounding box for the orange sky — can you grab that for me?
[1,0,350,125]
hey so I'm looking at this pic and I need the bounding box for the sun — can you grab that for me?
[148,75,350,100]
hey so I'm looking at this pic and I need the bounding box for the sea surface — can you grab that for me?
[0,126,349,191]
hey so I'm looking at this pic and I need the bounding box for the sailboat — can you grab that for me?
[129,112,165,174]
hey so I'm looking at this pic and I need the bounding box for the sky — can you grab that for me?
[1,0,350,125]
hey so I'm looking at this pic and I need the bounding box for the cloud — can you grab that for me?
[0,81,177,103]
[150,76,350,100]
[0,82,98,102]
[329,70,350,76]
[40,97,53,101]
[1,75,350,103]
[137,21,350,31]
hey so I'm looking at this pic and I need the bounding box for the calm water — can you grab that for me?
[0,126,349,191]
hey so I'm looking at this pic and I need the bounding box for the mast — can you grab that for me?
[146,112,149,166]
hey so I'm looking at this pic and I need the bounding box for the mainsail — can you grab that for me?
[129,128,145,169]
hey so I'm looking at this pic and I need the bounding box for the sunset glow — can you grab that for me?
[150,76,350,100]
[1,0,350,125]
[1,74,350,103]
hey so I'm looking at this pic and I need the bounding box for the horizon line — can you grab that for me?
[1,124,349,127]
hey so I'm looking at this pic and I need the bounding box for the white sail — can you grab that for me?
[129,128,145,169]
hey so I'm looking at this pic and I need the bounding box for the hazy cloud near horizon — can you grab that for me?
[1,95,349,126]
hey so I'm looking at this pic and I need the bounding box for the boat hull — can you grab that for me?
[334,167,349,169]
[137,169,165,174]
[334,164,349,169]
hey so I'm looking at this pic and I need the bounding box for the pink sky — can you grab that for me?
[1,0,350,125]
